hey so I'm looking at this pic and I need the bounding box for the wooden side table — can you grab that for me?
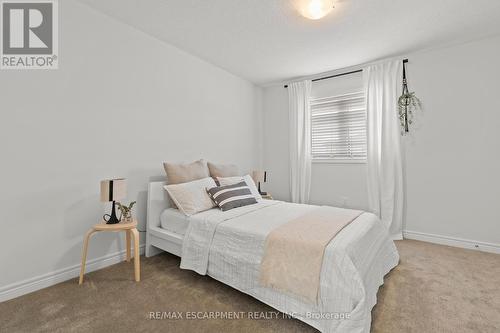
[79,219,140,284]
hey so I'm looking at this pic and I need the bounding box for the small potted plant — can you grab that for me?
[116,201,136,222]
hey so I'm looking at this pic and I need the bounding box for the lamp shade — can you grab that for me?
[252,170,267,184]
[100,178,126,202]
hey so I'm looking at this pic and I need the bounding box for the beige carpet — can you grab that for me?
[1,240,499,333]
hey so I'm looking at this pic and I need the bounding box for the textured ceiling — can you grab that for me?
[79,0,500,85]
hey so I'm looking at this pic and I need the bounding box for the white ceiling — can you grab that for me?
[80,0,500,85]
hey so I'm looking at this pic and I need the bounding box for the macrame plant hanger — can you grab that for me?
[401,61,410,133]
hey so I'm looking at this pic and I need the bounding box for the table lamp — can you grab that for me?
[252,170,267,195]
[100,178,126,224]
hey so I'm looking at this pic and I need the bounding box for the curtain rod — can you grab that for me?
[284,59,408,88]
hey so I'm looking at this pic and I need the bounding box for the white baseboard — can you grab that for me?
[0,245,145,303]
[403,230,500,255]
[3,231,498,303]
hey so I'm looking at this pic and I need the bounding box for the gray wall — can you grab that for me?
[0,0,262,289]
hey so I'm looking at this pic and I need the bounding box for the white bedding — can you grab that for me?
[180,201,399,333]
[160,208,195,235]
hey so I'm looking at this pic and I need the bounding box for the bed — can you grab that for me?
[146,181,399,333]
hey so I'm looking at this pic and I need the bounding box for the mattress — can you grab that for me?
[159,208,191,235]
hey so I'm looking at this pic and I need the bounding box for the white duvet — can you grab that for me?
[180,200,399,333]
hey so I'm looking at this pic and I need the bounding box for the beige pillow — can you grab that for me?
[163,159,210,184]
[164,177,216,216]
[208,162,240,178]
[163,159,210,207]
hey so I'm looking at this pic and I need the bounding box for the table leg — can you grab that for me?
[131,228,140,282]
[79,229,97,285]
[126,230,131,262]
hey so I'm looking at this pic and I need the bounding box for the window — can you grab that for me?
[310,92,367,162]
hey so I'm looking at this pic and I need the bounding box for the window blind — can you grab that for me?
[310,92,367,161]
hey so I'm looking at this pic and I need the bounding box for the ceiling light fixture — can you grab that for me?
[299,0,335,20]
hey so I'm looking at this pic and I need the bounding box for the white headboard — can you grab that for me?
[146,181,170,230]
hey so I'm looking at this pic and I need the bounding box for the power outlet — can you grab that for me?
[340,196,348,207]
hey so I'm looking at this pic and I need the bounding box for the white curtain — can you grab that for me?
[288,80,312,204]
[363,60,404,239]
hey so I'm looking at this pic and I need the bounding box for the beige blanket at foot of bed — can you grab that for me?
[259,206,362,303]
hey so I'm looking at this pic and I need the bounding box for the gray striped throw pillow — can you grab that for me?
[207,181,257,211]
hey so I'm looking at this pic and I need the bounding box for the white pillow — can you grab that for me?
[164,177,216,216]
[217,174,262,200]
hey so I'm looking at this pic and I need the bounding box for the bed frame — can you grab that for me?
[145,181,183,257]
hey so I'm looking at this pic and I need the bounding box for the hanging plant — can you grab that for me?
[398,61,422,135]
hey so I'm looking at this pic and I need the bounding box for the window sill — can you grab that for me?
[312,159,367,165]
